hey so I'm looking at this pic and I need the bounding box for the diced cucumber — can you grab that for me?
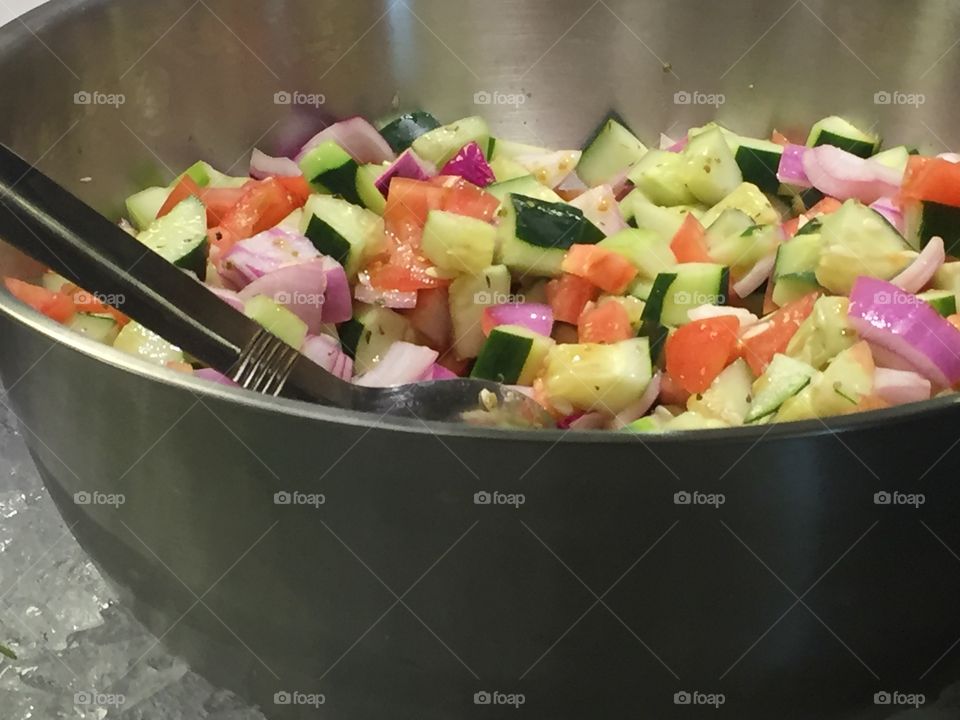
[772,232,823,306]
[621,189,704,243]
[339,304,411,374]
[642,263,729,327]
[277,208,304,232]
[471,325,554,385]
[300,195,384,278]
[871,145,910,173]
[734,137,783,193]
[543,337,652,413]
[712,223,781,281]
[378,111,442,153]
[638,320,668,363]
[745,354,816,423]
[816,200,913,294]
[113,322,184,367]
[244,295,308,349]
[809,341,874,416]
[597,228,676,280]
[181,160,212,187]
[69,313,119,344]
[933,262,960,297]
[687,358,754,425]
[517,150,582,188]
[918,289,957,317]
[682,127,743,206]
[905,200,960,255]
[421,210,496,275]
[487,175,563,205]
[41,271,70,293]
[627,150,697,207]
[488,138,550,160]
[785,296,857,370]
[299,141,361,204]
[578,114,649,187]
[624,416,663,433]
[412,116,490,166]
[598,295,646,331]
[448,265,511,359]
[659,411,730,431]
[806,116,880,158]
[496,195,604,277]
[488,156,530,183]
[136,196,208,277]
[773,382,818,422]
[126,186,172,231]
[355,163,388,215]
[700,183,780,227]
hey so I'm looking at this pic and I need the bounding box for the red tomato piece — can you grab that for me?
[805,196,843,217]
[546,273,600,325]
[901,156,960,207]
[438,178,499,222]
[561,244,638,294]
[200,186,248,227]
[670,213,712,263]
[665,316,741,394]
[771,130,791,146]
[4,277,76,323]
[275,175,312,206]
[406,287,451,350]
[157,176,202,219]
[577,301,633,344]
[738,292,818,375]
[212,178,301,256]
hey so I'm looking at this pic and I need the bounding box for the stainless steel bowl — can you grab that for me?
[2,1,960,717]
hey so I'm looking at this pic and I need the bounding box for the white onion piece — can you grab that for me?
[937,153,960,164]
[568,185,627,236]
[249,149,301,179]
[609,372,662,429]
[353,342,438,387]
[732,253,777,298]
[891,236,944,294]
[296,117,395,164]
[873,367,932,406]
[687,304,759,328]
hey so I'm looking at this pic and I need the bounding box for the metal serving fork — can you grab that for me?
[0,144,554,428]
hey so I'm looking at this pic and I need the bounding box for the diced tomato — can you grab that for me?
[60,283,131,326]
[407,287,451,350]
[670,214,711,263]
[275,175,312,206]
[546,273,600,325]
[948,314,960,333]
[577,300,633,344]
[659,371,691,406]
[4,277,76,323]
[761,275,778,315]
[157,176,203,219]
[806,196,843,217]
[430,176,500,222]
[901,156,960,207]
[200,186,248,227]
[560,244,638,294]
[771,130,791,146]
[555,187,586,202]
[211,178,301,257]
[665,316,741,394]
[738,292,818,375]
[781,217,802,238]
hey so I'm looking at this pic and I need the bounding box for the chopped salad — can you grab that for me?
[7,111,960,432]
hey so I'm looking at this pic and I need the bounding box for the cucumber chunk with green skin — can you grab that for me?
[69,313,119,344]
[597,228,677,280]
[785,296,857,370]
[745,354,816,423]
[710,223,781,278]
[488,156,530,183]
[355,163,388,215]
[638,321,669,364]
[340,305,410,373]
[806,116,880,158]
[421,210,496,275]
[300,195,383,278]
[471,325,553,385]
[688,358,754,426]
[544,337,652,414]
[871,145,910,173]
[487,175,563,205]
[918,289,957,317]
[627,150,697,207]
[299,141,362,204]
[642,263,729,327]
[378,111,442,153]
[620,189,704,243]
[734,138,783,193]
[700,183,779,227]
[682,127,744,205]
[181,160,212,187]
[905,199,960,255]
[136,196,208,277]
[114,322,184,366]
[488,138,550,160]
[244,295,308,349]
[449,265,511,359]
[496,195,604,277]
[126,186,171,230]
[773,232,823,306]
[412,116,490,166]
[578,113,649,187]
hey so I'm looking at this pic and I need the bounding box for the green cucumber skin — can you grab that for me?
[511,196,604,250]
[641,273,678,324]
[581,110,637,151]
[734,145,782,194]
[917,200,960,256]
[811,130,874,159]
[639,321,669,364]
[339,320,365,359]
[304,215,351,265]
[471,332,533,384]
[314,161,361,205]
[379,112,442,153]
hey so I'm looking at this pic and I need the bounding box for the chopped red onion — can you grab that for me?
[296,117,396,164]
[802,145,903,204]
[440,142,495,187]
[891,236,944,294]
[482,303,553,337]
[301,334,353,381]
[426,363,458,381]
[374,149,436,196]
[516,150,581,188]
[568,185,628,236]
[319,256,352,323]
[568,412,608,430]
[249,148,301,179]
[220,228,320,287]
[659,133,677,150]
[687,304,759,328]
[869,196,905,234]
[353,341,438,387]
[207,286,244,312]
[354,273,418,309]
[777,144,811,187]
[873,367,932,406]
[732,253,777,298]
[238,260,327,333]
[937,153,960,164]
[609,372,662,429]
[194,368,239,387]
